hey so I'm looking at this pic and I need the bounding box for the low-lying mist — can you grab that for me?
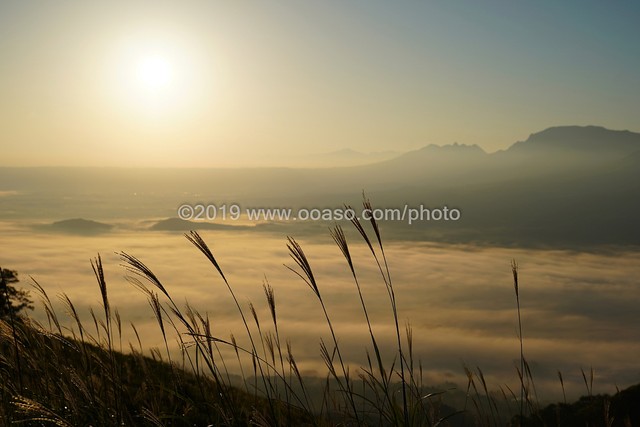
[2,220,638,403]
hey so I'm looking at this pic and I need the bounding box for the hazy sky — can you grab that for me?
[1,0,639,167]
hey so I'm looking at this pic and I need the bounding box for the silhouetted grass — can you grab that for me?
[0,196,635,426]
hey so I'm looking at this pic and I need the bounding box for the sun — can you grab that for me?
[108,33,207,118]
[136,55,173,92]
[118,48,183,114]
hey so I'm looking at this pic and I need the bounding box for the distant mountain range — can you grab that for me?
[2,125,639,248]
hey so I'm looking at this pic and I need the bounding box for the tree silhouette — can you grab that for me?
[0,267,33,319]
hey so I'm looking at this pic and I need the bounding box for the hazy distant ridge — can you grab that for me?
[2,125,639,247]
[507,125,640,153]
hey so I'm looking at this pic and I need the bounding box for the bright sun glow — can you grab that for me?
[108,32,209,120]
[136,55,173,91]
[114,46,184,115]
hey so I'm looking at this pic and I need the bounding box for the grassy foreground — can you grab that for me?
[1,198,638,426]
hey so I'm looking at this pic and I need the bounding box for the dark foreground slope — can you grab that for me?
[520,385,640,427]
[2,317,638,426]
[0,318,314,426]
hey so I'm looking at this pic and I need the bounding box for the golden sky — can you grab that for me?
[1,1,639,166]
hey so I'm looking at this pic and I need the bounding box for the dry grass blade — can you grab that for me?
[181,230,276,417]
[59,294,83,337]
[265,332,276,364]
[286,235,362,422]
[249,302,260,330]
[345,203,379,269]
[30,277,62,334]
[512,259,519,298]
[92,254,126,424]
[263,281,277,327]
[285,237,319,297]
[512,258,526,422]
[362,195,382,249]
[185,230,227,283]
[319,339,338,380]
[120,252,169,298]
[91,255,109,323]
[581,366,594,397]
[523,358,539,412]
[477,366,498,426]
[178,229,281,422]
[330,223,398,422]
[141,407,165,427]
[361,193,409,425]
[286,341,305,396]
[558,370,567,404]
[330,224,354,271]
[13,396,73,427]
[149,292,165,338]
